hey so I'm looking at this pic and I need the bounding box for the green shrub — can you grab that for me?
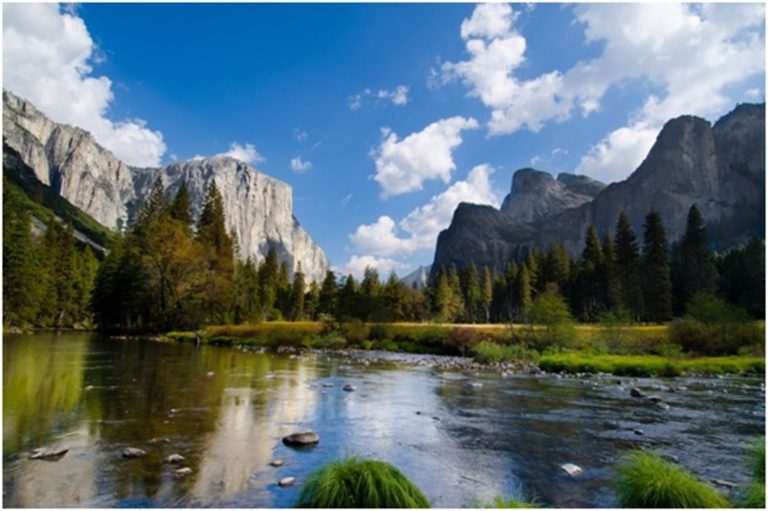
[741,439,766,508]
[749,439,765,482]
[742,481,765,508]
[310,333,348,350]
[614,452,730,508]
[341,320,369,344]
[368,324,390,341]
[473,341,539,363]
[523,292,577,350]
[296,457,430,508]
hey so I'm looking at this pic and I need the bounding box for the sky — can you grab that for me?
[3,2,765,278]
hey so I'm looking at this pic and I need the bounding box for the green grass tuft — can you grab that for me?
[476,496,539,508]
[749,438,765,482]
[742,481,765,508]
[614,451,731,508]
[472,341,539,363]
[296,457,430,508]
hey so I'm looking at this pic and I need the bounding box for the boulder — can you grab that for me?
[282,431,319,447]
[560,463,583,476]
[630,387,645,398]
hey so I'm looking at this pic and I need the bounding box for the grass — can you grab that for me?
[539,353,764,376]
[475,496,539,508]
[614,451,731,508]
[472,341,539,363]
[296,457,430,508]
[742,438,766,508]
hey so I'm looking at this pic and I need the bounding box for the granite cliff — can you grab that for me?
[434,103,765,272]
[3,90,329,281]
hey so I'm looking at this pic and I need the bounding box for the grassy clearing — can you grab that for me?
[614,451,731,508]
[296,457,430,508]
[539,353,764,376]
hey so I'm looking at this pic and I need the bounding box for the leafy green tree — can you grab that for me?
[614,211,644,320]
[305,281,320,321]
[642,211,673,322]
[524,290,577,349]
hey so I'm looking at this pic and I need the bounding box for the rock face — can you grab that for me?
[400,265,431,290]
[3,90,329,281]
[434,103,765,272]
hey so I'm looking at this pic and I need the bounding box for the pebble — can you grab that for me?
[342,384,356,392]
[465,382,483,389]
[270,458,285,467]
[174,467,193,478]
[165,454,186,464]
[282,431,320,446]
[206,371,215,377]
[278,477,295,487]
[647,395,664,403]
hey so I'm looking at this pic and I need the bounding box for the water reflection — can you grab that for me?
[3,333,765,508]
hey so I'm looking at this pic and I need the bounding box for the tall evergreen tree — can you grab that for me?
[642,211,673,322]
[258,248,280,317]
[614,211,644,320]
[601,233,621,310]
[318,270,338,317]
[677,205,718,310]
[169,181,194,229]
[233,258,261,323]
[290,265,306,321]
[480,266,493,323]
[576,225,604,321]
[337,274,359,320]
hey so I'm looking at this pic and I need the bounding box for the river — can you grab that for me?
[3,332,764,507]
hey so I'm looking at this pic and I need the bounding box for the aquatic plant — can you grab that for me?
[614,451,730,508]
[296,457,430,508]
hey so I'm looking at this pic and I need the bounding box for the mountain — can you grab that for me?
[3,90,329,281]
[400,265,431,290]
[434,103,765,272]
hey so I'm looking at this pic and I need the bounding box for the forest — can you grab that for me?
[3,175,764,346]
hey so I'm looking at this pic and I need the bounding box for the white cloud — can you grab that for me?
[340,193,352,206]
[441,3,765,182]
[294,129,308,142]
[3,3,166,167]
[336,255,410,280]
[372,116,479,197]
[218,142,264,165]
[290,156,312,173]
[351,164,499,259]
[349,85,410,110]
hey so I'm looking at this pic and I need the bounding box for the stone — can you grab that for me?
[3,91,330,282]
[174,467,193,478]
[30,446,69,460]
[165,454,186,464]
[282,431,319,447]
[647,395,664,403]
[278,477,295,487]
[630,387,645,398]
[122,447,147,458]
[270,458,285,467]
[432,104,765,272]
[342,384,356,392]
[560,463,583,476]
[465,382,483,389]
[711,479,739,489]
[656,402,671,411]
[634,429,644,436]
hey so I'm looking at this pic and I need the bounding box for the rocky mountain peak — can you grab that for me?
[3,90,330,281]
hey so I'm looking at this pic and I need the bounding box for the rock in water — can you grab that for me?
[282,431,319,447]
[165,454,186,464]
[561,463,583,476]
[174,467,193,478]
[465,382,483,389]
[342,384,356,392]
[270,458,285,467]
[278,477,295,487]
[647,395,664,403]
[630,387,645,398]
[30,446,69,460]
[122,447,147,458]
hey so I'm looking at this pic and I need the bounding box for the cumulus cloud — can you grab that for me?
[372,116,479,197]
[290,156,312,173]
[441,3,765,182]
[336,255,410,280]
[351,164,499,260]
[348,85,410,110]
[3,3,166,167]
[218,142,264,165]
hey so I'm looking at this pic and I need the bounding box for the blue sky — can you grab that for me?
[3,2,765,278]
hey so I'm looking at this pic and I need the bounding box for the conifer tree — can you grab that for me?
[305,281,320,321]
[318,270,338,317]
[170,181,193,229]
[577,225,604,321]
[480,266,493,323]
[258,248,280,317]
[601,233,621,310]
[290,265,306,321]
[463,263,482,322]
[197,180,235,323]
[615,211,644,320]
[516,263,533,317]
[642,211,673,322]
[337,274,359,320]
[233,258,261,323]
[383,272,406,322]
[678,205,717,307]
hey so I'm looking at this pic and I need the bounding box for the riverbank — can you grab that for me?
[162,321,764,377]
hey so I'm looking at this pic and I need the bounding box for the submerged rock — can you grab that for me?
[560,463,583,476]
[122,447,147,458]
[278,476,295,487]
[342,384,356,392]
[282,431,319,447]
[630,387,645,398]
[30,446,69,460]
[647,395,664,403]
[655,402,671,411]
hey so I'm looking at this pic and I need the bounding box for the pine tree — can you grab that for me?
[233,258,261,323]
[305,281,320,321]
[517,263,533,317]
[383,272,406,322]
[318,270,338,318]
[360,267,381,321]
[678,205,717,308]
[642,211,673,322]
[601,233,621,311]
[170,181,194,229]
[578,225,604,321]
[543,242,570,292]
[290,265,306,321]
[462,263,482,323]
[480,266,493,323]
[337,274,359,320]
[258,248,280,317]
[615,211,644,320]
[135,177,168,233]
[448,264,465,322]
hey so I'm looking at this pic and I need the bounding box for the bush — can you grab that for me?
[523,292,577,350]
[309,333,348,350]
[614,452,730,508]
[296,457,430,508]
[341,319,369,344]
[670,293,762,356]
[472,341,539,363]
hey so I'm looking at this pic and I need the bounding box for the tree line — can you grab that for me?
[3,173,764,331]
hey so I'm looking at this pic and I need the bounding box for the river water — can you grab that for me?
[3,332,765,507]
